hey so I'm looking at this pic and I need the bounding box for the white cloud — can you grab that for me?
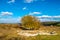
[7,0,15,3]
[17,17,22,22]
[53,15,60,18]
[23,7,27,10]
[29,12,41,15]
[24,0,37,3]
[37,15,53,18]
[39,15,60,18]
[36,15,60,22]
[0,16,21,23]
[41,15,52,18]
[1,12,13,16]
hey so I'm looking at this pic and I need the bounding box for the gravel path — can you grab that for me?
[17,30,57,37]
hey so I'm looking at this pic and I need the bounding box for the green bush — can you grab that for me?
[56,24,60,26]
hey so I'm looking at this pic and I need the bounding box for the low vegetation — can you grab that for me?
[0,23,60,40]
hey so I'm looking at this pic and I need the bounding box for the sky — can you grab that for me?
[0,0,60,23]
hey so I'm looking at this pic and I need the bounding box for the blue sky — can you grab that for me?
[0,0,60,23]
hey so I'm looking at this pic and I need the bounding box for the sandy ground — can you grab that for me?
[17,30,57,37]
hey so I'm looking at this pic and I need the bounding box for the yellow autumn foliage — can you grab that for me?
[21,15,41,30]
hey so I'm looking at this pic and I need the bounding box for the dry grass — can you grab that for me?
[0,24,60,40]
[39,26,60,34]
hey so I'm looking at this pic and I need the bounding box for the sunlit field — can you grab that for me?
[0,23,60,40]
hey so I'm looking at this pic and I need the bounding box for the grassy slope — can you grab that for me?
[0,24,60,40]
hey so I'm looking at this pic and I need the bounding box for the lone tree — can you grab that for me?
[21,15,41,30]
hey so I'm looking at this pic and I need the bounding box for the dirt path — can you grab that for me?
[17,30,57,37]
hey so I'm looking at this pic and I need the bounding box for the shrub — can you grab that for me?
[21,15,41,30]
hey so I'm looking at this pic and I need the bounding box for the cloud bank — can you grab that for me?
[0,17,21,23]
[29,12,41,15]
[23,7,27,10]
[7,0,15,3]
[37,15,60,22]
[24,0,37,3]
[1,12,13,16]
